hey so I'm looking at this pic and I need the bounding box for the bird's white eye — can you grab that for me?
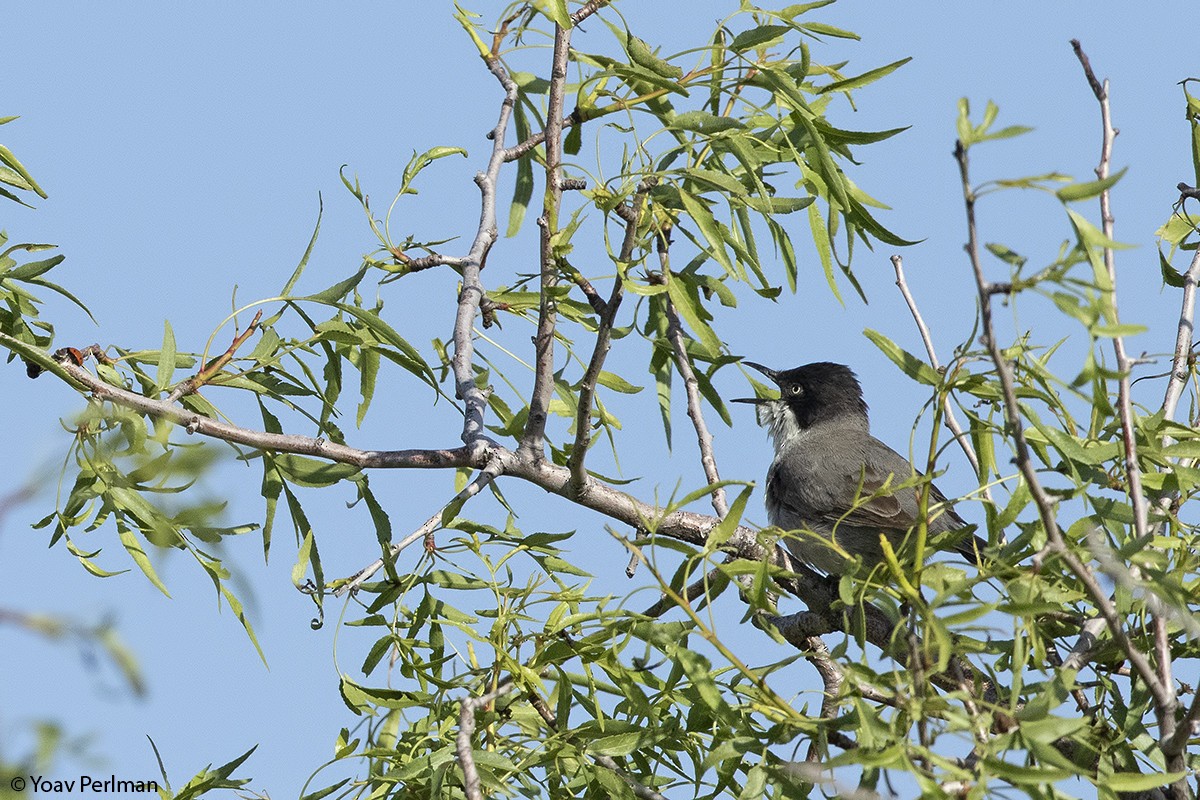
[789,384,802,395]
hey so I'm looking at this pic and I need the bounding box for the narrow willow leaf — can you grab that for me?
[730,25,789,52]
[116,520,171,597]
[666,276,721,354]
[357,347,379,427]
[4,253,64,281]
[155,320,176,394]
[506,104,534,237]
[626,32,683,79]
[274,454,362,488]
[818,57,911,94]
[280,197,322,296]
[679,191,734,275]
[1055,166,1127,202]
[863,329,940,386]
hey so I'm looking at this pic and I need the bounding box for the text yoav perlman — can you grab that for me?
[19,775,160,793]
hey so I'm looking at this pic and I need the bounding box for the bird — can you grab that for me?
[733,361,984,576]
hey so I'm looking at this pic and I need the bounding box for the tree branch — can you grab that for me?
[1070,41,1148,544]
[520,23,572,459]
[166,309,263,403]
[336,462,504,595]
[60,360,479,469]
[452,53,523,447]
[1072,44,1181,791]
[954,139,1173,716]
[890,254,992,505]
[457,678,519,800]
[663,293,728,518]
[1161,249,1200,421]
[566,180,652,496]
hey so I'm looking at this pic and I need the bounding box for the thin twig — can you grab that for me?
[955,139,1172,714]
[1073,44,1181,790]
[663,296,728,518]
[457,678,519,800]
[569,0,612,24]
[527,687,668,800]
[166,309,263,402]
[566,181,653,496]
[1069,42,1148,544]
[659,239,728,518]
[397,252,467,272]
[1162,250,1200,420]
[336,463,503,595]
[520,23,572,460]
[890,255,992,504]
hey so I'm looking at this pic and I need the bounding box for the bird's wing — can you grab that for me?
[774,437,965,534]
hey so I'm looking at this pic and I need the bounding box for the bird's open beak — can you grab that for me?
[733,361,778,405]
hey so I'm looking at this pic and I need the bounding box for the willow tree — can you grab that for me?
[5,3,1200,799]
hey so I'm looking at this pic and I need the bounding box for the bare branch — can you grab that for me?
[890,255,992,505]
[955,139,1173,714]
[1162,249,1200,420]
[457,678,519,800]
[569,0,612,24]
[663,295,728,518]
[398,252,467,273]
[1070,42,1148,545]
[520,24,572,459]
[52,350,896,661]
[452,53,525,448]
[336,462,503,595]
[567,181,653,496]
[1073,45,1182,789]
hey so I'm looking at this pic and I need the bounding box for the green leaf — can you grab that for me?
[506,104,534,237]
[219,581,267,666]
[626,32,683,79]
[666,276,721,355]
[679,191,734,275]
[401,146,469,194]
[730,25,790,53]
[116,520,171,597]
[586,729,661,757]
[280,196,322,296]
[0,142,47,199]
[273,454,362,488]
[1055,166,1127,202]
[818,57,911,94]
[863,329,940,386]
[1160,247,1188,288]
[532,0,571,28]
[704,485,753,552]
[1105,773,1186,792]
[674,647,724,713]
[670,111,746,134]
[4,253,64,281]
[799,21,860,39]
[155,320,176,395]
[596,371,643,394]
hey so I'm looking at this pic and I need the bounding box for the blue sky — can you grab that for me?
[2,2,1197,796]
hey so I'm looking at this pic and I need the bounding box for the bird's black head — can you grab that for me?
[736,361,869,429]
